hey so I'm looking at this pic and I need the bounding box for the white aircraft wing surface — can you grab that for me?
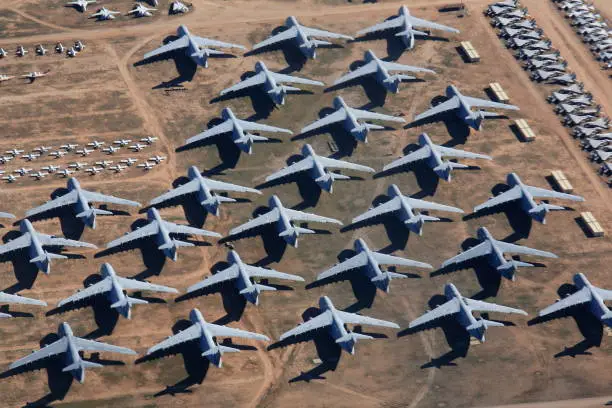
[283,208,342,225]
[408,298,460,328]
[229,208,280,236]
[186,264,240,293]
[538,287,592,316]
[220,72,267,95]
[10,338,69,369]
[352,197,401,224]
[252,27,298,50]
[147,323,201,354]
[413,97,460,122]
[26,190,79,217]
[333,62,377,86]
[301,110,347,134]
[244,265,304,282]
[57,279,113,307]
[279,311,333,340]
[474,185,523,212]
[144,36,189,59]
[335,310,400,328]
[464,298,527,315]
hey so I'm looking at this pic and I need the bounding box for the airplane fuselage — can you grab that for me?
[444,284,482,340]
[575,274,612,325]
[59,324,86,383]
[149,209,175,261]
[223,109,253,153]
[187,166,219,215]
[22,220,49,274]
[189,309,225,366]
[320,297,354,354]
[353,239,388,291]
[255,62,285,105]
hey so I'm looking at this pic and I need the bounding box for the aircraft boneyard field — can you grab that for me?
[0,0,610,407]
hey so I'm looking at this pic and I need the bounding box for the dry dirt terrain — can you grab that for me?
[0,0,610,407]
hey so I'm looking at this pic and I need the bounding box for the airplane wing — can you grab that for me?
[300,109,347,134]
[523,186,585,202]
[237,119,293,134]
[473,185,523,212]
[25,190,79,218]
[352,197,401,224]
[335,310,399,329]
[251,27,298,50]
[441,241,492,267]
[147,323,201,355]
[81,190,141,207]
[245,264,304,281]
[317,252,369,281]
[370,252,432,269]
[106,222,159,249]
[462,96,519,111]
[348,107,406,123]
[229,208,280,236]
[435,145,492,160]
[265,158,314,182]
[72,337,136,354]
[406,197,464,213]
[193,36,246,50]
[494,241,558,258]
[186,264,240,294]
[162,221,221,238]
[594,288,612,301]
[407,15,460,33]
[283,208,342,225]
[207,323,269,341]
[333,62,377,86]
[463,298,527,315]
[413,97,460,122]
[57,278,113,307]
[301,26,353,40]
[220,72,267,95]
[408,298,460,328]
[0,292,46,306]
[538,287,591,316]
[356,17,403,36]
[0,234,32,256]
[116,276,178,293]
[149,179,200,206]
[38,235,97,249]
[9,337,69,369]
[185,120,234,145]
[204,178,261,194]
[316,156,375,173]
[279,311,333,340]
[144,36,190,59]
[382,146,432,171]
[270,72,324,87]
[381,61,435,74]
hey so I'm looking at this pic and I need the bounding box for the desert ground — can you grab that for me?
[0,0,610,407]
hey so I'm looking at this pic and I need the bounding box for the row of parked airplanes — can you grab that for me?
[0,41,85,59]
[486,1,612,181]
[551,0,612,70]
[67,0,190,17]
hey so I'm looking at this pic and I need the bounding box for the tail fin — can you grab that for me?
[528,203,565,224]
[404,214,439,235]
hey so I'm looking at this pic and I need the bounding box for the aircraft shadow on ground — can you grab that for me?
[528,283,604,358]
[324,60,390,108]
[462,184,534,241]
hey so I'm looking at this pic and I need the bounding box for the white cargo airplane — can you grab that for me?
[300,96,405,142]
[357,5,460,50]
[127,3,156,18]
[382,133,492,181]
[351,184,463,235]
[149,165,261,216]
[280,296,399,354]
[186,250,304,305]
[144,25,246,68]
[220,61,324,106]
[333,50,435,93]
[265,144,374,193]
[228,195,342,247]
[183,107,292,154]
[90,7,120,20]
[146,308,268,368]
[0,291,46,318]
[252,16,353,59]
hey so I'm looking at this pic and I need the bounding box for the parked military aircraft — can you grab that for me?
[279,296,399,354]
[186,250,304,304]
[26,177,141,229]
[0,219,96,274]
[127,3,156,17]
[65,0,96,12]
[382,133,492,181]
[183,107,292,154]
[105,208,220,261]
[252,16,353,59]
[90,7,120,20]
[146,308,268,367]
[357,5,460,49]
[473,173,585,223]
[149,166,261,216]
[265,144,374,192]
[220,61,324,105]
[228,195,342,247]
[8,322,135,383]
[58,263,177,319]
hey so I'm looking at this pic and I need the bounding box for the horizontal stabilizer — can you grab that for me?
[218,345,240,354]
[30,253,66,263]
[310,39,332,47]
[240,284,276,295]
[278,227,314,238]
[335,333,373,344]
[600,311,612,321]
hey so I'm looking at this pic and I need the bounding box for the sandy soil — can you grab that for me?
[0,0,609,407]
